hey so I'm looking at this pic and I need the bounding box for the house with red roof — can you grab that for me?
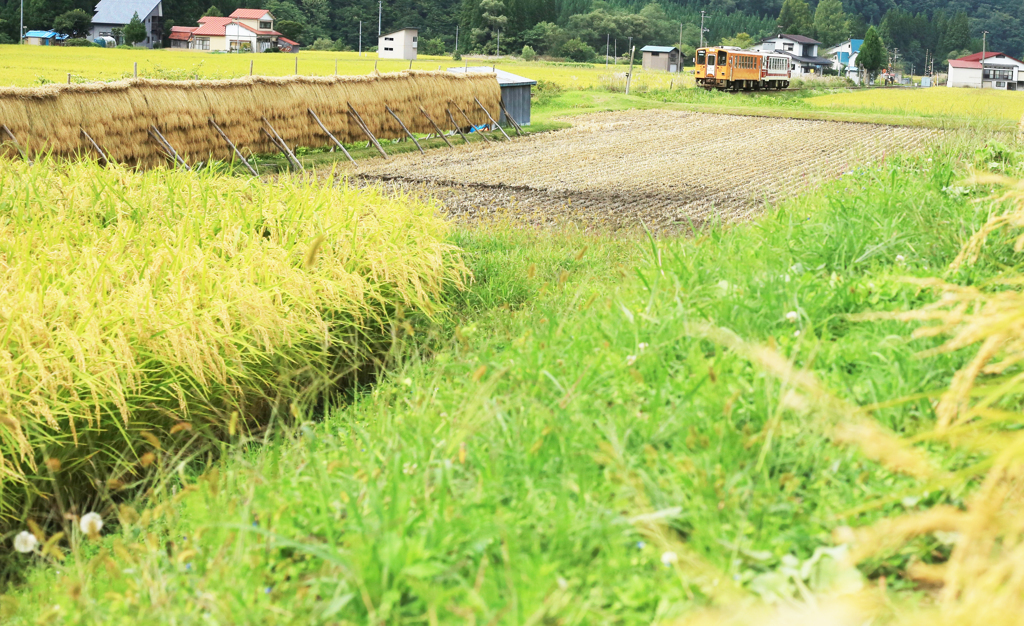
[948,51,1023,90]
[175,9,290,53]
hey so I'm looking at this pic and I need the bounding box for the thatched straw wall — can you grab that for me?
[0,71,501,167]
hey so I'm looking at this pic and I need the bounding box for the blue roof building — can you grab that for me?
[24,30,68,45]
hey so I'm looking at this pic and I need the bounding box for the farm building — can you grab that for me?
[168,26,194,48]
[23,30,67,46]
[947,51,1023,90]
[91,0,163,48]
[448,67,537,126]
[759,34,832,77]
[379,28,418,61]
[640,46,682,73]
[278,37,300,53]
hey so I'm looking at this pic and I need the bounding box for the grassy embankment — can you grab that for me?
[4,126,1024,623]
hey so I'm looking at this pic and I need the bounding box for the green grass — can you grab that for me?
[4,130,1022,623]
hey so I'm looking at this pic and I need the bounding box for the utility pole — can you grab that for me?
[606,34,610,66]
[496,28,499,56]
[700,11,705,48]
[455,24,459,54]
[614,39,617,64]
[20,0,23,43]
[378,0,382,37]
[359,21,362,55]
[981,31,989,89]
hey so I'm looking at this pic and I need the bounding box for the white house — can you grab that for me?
[948,51,1023,90]
[187,10,283,53]
[759,34,833,77]
[378,28,418,61]
[91,0,163,48]
[826,39,864,83]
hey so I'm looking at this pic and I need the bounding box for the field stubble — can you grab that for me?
[352,110,944,232]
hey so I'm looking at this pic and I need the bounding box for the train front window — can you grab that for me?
[697,50,706,65]
[707,53,715,66]
[718,51,727,65]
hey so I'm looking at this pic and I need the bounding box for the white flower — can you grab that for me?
[80,512,104,536]
[895,254,905,265]
[660,551,678,567]
[785,311,799,323]
[637,343,648,352]
[625,355,637,366]
[13,531,38,553]
[794,330,801,337]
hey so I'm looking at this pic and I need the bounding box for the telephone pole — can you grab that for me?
[359,21,362,55]
[981,31,989,88]
[699,11,705,48]
[20,0,24,43]
[378,0,382,37]
[455,24,459,53]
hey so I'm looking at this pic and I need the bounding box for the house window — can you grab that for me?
[784,43,794,51]
[996,81,1007,88]
[384,47,394,51]
[193,37,210,50]
[385,37,394,41]
[260,21,272,29]
[413,36,417,42]
[984,68,1012,80]
[651,52,660,57]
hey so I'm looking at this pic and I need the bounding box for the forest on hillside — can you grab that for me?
[0,0,1020,74]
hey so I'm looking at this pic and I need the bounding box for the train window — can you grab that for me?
[708,53,715,66]
[718,50,727,65]
[697,50,706,65]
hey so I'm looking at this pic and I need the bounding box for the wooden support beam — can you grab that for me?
[475,97,511,141]
[208,117,258,176]
[79,127,109,165]
[347,104,388,159]
[307,108,356,166]
[499,100,524,136]
[420,107,453,149]
[1,124,28,161]
[385,105,424,155]
[148,125,190,170]
[451,102,491,143]
[446,109,471,145]
[261,116,303,172]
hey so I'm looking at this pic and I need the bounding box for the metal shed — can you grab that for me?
[640,45,682,73]
[448,67,538,126]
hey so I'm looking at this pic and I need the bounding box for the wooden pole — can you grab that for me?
[347,104,388,158]
[67,73,71,85]
[208,118,258,176]
[335,59,338,75]
[626,46,636,95]
[1,124,28,161]
[385,105,424,155]
[499,100,524,136]
[148,126,190,170]
[295,56,298,75]
[307,108,357,166]
[79,127,109,165]
[419,107,453,148]
[261,116,302,171]
[446,109,471,144]
[452,102,490,143]
[134,62,138,78]
[249,60,253,76]
[474,97,510,140]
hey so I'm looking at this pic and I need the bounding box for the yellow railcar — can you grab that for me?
[695,47,791,91]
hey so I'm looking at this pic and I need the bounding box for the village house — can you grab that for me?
[170,9,295,53]
[640,46,682,73]
[758,34,833,77]
[827,38,864,83]
[948,51,1023,90]
[90,0,163,48]
[378,28,418,61]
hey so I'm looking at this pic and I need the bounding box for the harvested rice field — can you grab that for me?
[352,110,943,232]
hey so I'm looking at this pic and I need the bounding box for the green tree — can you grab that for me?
[812,0,849,47]
[776,0,813,36]
[53,9,92,39]
[472,0,508,51]
[521,44,536,60]
[943,12,971,57]
[202,5,222,17]
[560,37,596,62]
[858,25,885,82]
[276,20,305,43]
[720,32,755,49]
[123,12,147,46]
[522,21,568,56]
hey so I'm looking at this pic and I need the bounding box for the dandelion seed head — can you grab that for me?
[79,512,103,536]
[13,531,38,553]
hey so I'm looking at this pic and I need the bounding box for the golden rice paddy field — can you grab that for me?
[355,109,942,232]
[0,44,682,91]
[806,86,1024,122]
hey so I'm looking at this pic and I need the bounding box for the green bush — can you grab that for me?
[311,37,333,51]
[560,38,596,63]
[62,38,97,47]
[521,44,536,61]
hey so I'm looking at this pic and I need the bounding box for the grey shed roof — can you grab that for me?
[641,45,679,53]
[448,67,537,88]
[93,0,161,24]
